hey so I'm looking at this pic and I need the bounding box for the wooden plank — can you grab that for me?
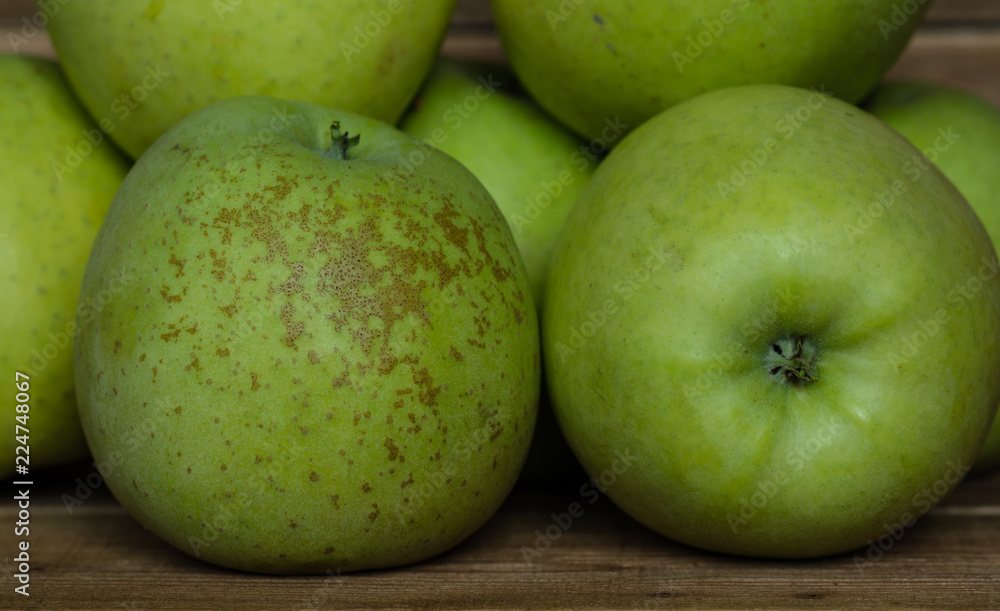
[928,0,1000,23]
[1,4,999,607]
[3,469,999,609]
[8,26,1000,96]
[449,0,1000,29]
[452,0,494,29]
[453,0,1000,29]
[1,1,999,30]
[887,30,1000,107]
[0,24,54,59]
[442,31,506,65]
[0,0,36,23]
[441,29,1000,109]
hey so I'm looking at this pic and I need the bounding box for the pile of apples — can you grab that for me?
[3,0,1000,574]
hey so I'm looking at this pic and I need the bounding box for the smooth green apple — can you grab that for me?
[865,81,1000,474]
[492,0,927,141]
[400,59,595,482]
[74,96,539,574]
[0,56,130,479]
[47,0,457,159]
[543,84,1000,558]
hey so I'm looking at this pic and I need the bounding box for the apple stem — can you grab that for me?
[327,121,360,160]
[765,336,818,385]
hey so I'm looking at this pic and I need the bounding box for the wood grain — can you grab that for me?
[2,468,999,610]
[2,1,1000,610]
[451,0,1000,26]
[4,5,1000,110]
[1,0,999,29]
[441,30,1000,109]
[888,30,1000,106]
[6,26,1000,106]
[927,0,1000,23]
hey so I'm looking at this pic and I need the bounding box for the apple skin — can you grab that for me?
[0,56,130,478]
[400,59,595,483]
[47,0,457,159]
[400,59,594,307]
[543,85,1000,558]
[74,96,539,574]
[492,0,927,141]
[864,82,1000,473]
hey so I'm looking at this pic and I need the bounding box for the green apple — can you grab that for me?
[47,0,457,159]
[492,0,927,141]
[864,81,1000,474]
[400,59,595,307]
[74,96,539,574]
[543,84,1000,558]
[399,59,595,482]
[0,56,130,479]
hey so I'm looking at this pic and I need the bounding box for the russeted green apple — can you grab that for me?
[492,0,927,141]
[74,96,539,574]
[399,60,594,482]
[47,0,457,159]
[543,84,1000,558]
[865,81,1000,474]
[400,59,594,307]
[0,56,130,479]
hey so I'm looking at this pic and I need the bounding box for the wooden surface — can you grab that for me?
[3,1,1000,609]
[2,0,1000,106]
[2,466,1000,610]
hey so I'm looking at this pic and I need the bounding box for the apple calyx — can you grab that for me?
[327,121,360,160]
[765,336,818,385]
